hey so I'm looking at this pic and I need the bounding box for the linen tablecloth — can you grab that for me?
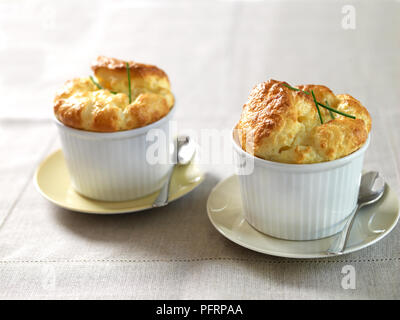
[0,0,399,299]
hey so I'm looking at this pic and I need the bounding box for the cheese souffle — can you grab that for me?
[54,56,174,132]
[236,79,371,164]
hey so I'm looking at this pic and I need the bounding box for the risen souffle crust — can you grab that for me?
[54,56,174,132]
[236,79,371,164]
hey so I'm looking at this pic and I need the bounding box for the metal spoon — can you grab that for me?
[327,171,385,255]
[152,135,195,207]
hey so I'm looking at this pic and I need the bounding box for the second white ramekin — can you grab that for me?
[55,109,175,202]
[232,131,370,240]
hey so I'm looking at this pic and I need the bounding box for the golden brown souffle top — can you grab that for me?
[236,79,371,164]
[54,56,174,132]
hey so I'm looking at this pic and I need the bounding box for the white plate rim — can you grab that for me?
[207,175,400,259]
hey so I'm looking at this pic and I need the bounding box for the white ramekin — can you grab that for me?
[55,109,175,202]
[232,131,370,240]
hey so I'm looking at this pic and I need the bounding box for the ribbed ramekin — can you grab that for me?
[232,131,370,240]
[55,109,175,202]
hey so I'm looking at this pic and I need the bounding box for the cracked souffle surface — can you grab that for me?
[54,56,174,132]
[236,79,371,164]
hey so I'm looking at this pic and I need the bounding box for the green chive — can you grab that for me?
[326,100,335,120]
[89,76,117,94]
[90,76,103,90]
[282,83,310,95]
[126,62,132,104]
[283,83,356,120]
[317,102,356,119]
[311,90,323,124]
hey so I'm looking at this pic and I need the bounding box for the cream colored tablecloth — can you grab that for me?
[0,0,399,299]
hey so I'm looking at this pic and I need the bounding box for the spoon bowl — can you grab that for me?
[153,135,196,207]
[327,171,386,254]
[358,171,385,205]
[177,136,196,165]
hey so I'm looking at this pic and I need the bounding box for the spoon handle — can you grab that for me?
[152,165,175,208]
[327,204,360,255]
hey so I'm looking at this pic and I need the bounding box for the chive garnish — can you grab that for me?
[89,76,103,90]
[89,76,117,94]
[282,83,310,95]
[283,83,356,121]
[326,100,335,120]
[317,101,355,119]
[311,90,323,124]
[126,62,132,104]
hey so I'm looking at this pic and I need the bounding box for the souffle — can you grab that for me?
[54,56,174,132]
[236,79,371,164]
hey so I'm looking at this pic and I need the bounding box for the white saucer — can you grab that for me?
[207,175,399,258]
[35,150,204,214]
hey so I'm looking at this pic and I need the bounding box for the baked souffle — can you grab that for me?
[236,79,371,164]
[54,56,174,132]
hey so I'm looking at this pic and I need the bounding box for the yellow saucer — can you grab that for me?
[34,150,204,214]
